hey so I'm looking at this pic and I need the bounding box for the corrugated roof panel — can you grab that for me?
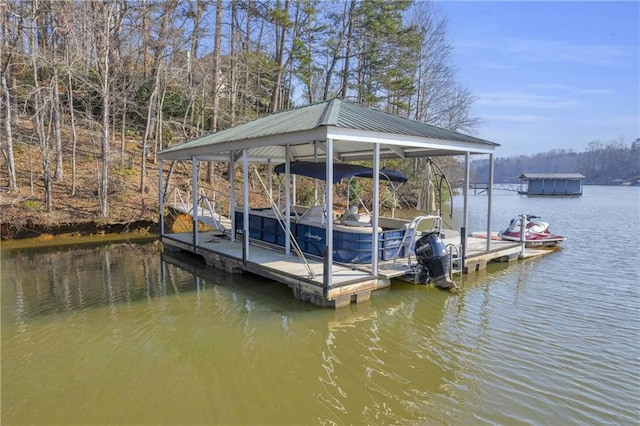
[249,145,285,160]
[334,101,489,144]
[162,102,329,155]
[159,99,499,160]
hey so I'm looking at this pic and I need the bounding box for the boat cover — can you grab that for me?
[274,161,407,184]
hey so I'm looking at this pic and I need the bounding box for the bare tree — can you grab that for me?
[51,57,64,181]
[91,0,117,217]
[229,0,238,125]
[26,0,54,212]
[0,0,19,190]
[316,0,352,101]
[0,66,16,190]
[139,0,179,193]
[268,0,290,113]
[211,0,223,133]
[408,2,478,132]
[184,0,206,139]
[206,0,223,184]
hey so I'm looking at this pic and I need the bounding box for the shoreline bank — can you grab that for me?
[0,219,159,241]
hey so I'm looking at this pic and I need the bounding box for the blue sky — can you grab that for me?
[435,1,639,158]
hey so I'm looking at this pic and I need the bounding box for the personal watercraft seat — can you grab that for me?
[528,222,548,233]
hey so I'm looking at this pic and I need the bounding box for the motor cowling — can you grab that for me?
[414,231,454,289]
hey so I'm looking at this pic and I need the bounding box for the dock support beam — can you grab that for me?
[486,153,494,251]
[242,149,250,262]
[324,138,334,289]
[192,156,199,248]
[229,156,236,242]
[462,152,470,266]
[158,160,164,236]
[371,142,380,277]
[285,146,291,255]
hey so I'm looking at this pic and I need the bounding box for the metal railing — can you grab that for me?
[171,187,226,233]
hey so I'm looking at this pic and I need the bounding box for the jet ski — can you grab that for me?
[498,214,566,247]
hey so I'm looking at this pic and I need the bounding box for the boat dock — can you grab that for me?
[161,226,547,308]
[162,231,384,307]
[156,99,553,308]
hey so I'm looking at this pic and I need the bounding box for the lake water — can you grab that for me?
[2,185,639,425]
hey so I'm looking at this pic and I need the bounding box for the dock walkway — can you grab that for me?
[162,232,384,308]
[161,228,548,308]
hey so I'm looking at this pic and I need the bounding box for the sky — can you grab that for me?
[435,1,639,158]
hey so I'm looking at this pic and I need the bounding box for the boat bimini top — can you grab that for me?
[273,161,408,222]
[273,161,408,184]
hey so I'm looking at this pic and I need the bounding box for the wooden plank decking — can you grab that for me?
[161,227,550,308]
[162,232,385,308]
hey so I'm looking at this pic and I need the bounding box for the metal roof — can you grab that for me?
[158,99,499,162]
[519,173,586,180]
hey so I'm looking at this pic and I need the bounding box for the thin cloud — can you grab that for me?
[530,83,575,91]
[478,61,518,70]
[483,114,548,123]
[579,88,615,96]
[478,91,580,109]
[457,37,635,68]
[531,84,615,96]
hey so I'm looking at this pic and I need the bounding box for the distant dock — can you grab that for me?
[518,173,585,196]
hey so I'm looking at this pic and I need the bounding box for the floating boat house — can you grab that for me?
[157,99,521,308]
[518,173,585,196]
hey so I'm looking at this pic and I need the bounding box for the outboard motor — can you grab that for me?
[414,231,456,290]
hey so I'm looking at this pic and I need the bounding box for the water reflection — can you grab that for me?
[3,186,638,426]
[4,242,161,319]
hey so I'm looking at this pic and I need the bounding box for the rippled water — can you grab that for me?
[2,186,639,425]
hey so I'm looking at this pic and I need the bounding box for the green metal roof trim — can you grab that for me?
[159,98,498,156]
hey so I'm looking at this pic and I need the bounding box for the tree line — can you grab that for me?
[471,138,640,184]
[0,0,477,219]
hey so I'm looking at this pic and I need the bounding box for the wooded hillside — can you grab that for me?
[1,0,476,238]
[471,139,640,184]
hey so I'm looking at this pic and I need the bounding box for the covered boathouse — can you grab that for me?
[518,173,585,196]
[157,99,506,308]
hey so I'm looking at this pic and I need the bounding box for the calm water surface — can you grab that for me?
[2,186,639,425]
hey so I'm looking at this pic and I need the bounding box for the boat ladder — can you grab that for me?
[446,243,463,279]
[392,215,442,267]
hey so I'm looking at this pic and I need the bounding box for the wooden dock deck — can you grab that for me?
[161,228,549,308]
[162,232,386,308]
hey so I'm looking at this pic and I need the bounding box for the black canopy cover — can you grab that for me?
[273,161,407,184]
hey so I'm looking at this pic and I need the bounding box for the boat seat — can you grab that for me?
[297,205,326,224]
[340,206,372,226]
